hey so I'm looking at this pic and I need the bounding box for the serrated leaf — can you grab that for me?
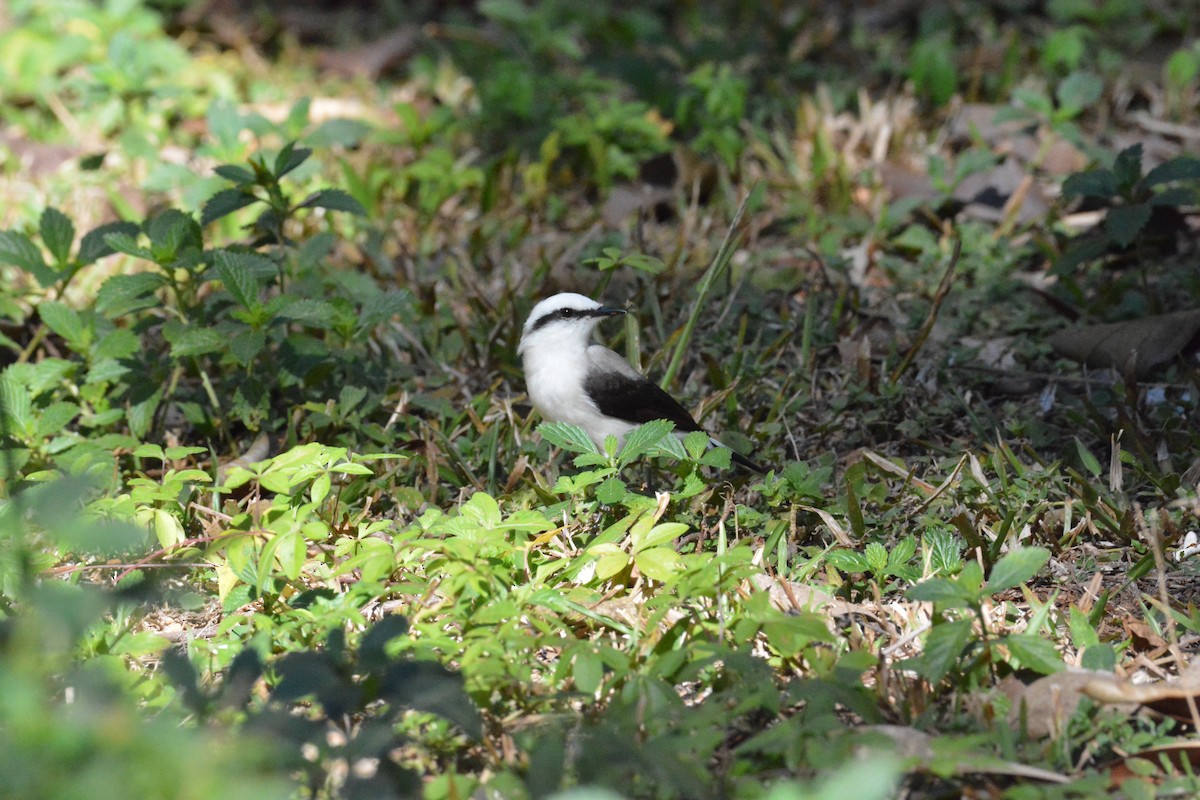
[1112,143,1144,192]
[39,207,75,266]
[125,383,163,439]
[213,164,255,185]
[617,419,675,466]
[1052,235,1108,275]
[1149,186,1197,207]
[298,188,366,216]
[0,373,35,436]
[95,272,167,317]
[212,249,268,310]
[35,401,79,438]
[0,230,53,285]
[1104,203,1152,248]
[915,618,974,684]
[229,329,265,366]
[595,476,627,505]
[274,143,311,179]
[1061,169,1117,199]
[78,221,141,266]
[272,297,334,327]
[167,326,227,358]
[103,231,154,260]
[537,421,598,455]
[1142,156,1200,187]
[825,549,871,573]
[1055,71,1102,115]
[147,209,200,257]
[987,546,1050,592]
[888,536,917,569]
[864,541,888,574]
[682,430,710,460]
[201,188,260,226]
[38,301,87,350]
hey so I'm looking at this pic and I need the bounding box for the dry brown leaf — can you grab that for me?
[1004,670,1135,739]
[1049,309,1200,379]
[1085,675,1200,724]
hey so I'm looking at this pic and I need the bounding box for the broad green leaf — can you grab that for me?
[888,536,917,570]
[1142,156,1200,187]
[634,546,684,582]
[38,301,88,351]
[636,522,688,552]
[986,546,1050,593]
[618,419,675,465]
[274,142,311,178]
[907,577,973,606]
[35,401,79,438]
[1104,203,1151,248]
[213,249,268,310]
[1061,169,1117,199]
[298,189,367,216]
[0,230,53,285]
[78,221,141,266]
[538,421,598,455]
[594,551,630,582]
[309,473,332,505]
[272,297,334,327]
[682,430,710,460]
[103,231,154,260]
[914,618,973,684]
[1054,70,1102,116]
[230,329,266,366]
[1081,644,1116,672]
[132,443,166,460]
[147,209,200,258]
[39,207,75,266]
[460,491,502,530]
[595,476,627,505]
[0,372,34,436]
[167,326,226,358]
[1003,632,1063,675]
[126,384,163,439]
[825,549,871,573]
[573,650,604,695]
[201,188,260,226]
[95,272,167,317]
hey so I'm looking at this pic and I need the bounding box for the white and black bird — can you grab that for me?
[518,292,766,472]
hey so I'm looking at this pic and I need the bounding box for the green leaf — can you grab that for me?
[274,143,311,179]
[213,164,255,186]
[201,188,260,226]
[297,189,367,216]
[39,207,75,267]
[38,301,88,351]
[910,35,956,106]
[1081,644,1116,671]
[1061,169,1117,199]
[272,298,334,327]
[907,578,975,606]
[572,649,604,695]
[864,542,888,575]
[1052,235,1108,274]
[634,546,684,582]
[1112,143,1144,192]
[915,618,974,684]
[1054,71,1103,116]
[212,249,268,310]
[618,419,675,465]
[595,476,627,505]
[167,326,227,358]
[1104,203,1152,248]
[888,536,917,570]
[682,430,710,460]
[636,522,689,552]
[125,383,163,439]
[35,401,79,438]
[0,230,53,285]
[103,231,153,260]
[1142,156,1200,187]
[1074,437,1102,477]
[95,272,167,317]
[229,329,266,366]
[538,421,598,455]
[78,221,141,266]
[1003,633,1063,675]
[825,549,871,573]
[986,546,1051,593]
[146,209,200,258]
[0,372,35,436]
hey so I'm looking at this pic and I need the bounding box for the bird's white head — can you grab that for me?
[518,293,625,358]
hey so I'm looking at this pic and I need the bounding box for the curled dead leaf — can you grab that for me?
[1049,309,1200,379]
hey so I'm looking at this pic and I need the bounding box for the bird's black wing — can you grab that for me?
[583,369,704,433]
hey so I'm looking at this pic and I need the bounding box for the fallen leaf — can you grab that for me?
[1049,309,1200,379]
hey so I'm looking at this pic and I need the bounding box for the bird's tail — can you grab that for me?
[710,437,769,474]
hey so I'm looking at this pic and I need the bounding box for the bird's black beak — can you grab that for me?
[594,306,626,317]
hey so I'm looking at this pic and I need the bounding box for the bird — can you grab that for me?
[518,292,766,472]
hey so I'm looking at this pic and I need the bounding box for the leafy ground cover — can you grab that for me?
[2,1,1200,797]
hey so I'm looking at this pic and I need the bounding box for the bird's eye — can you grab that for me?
[560,308,575,318]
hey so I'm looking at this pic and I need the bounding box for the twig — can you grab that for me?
[889,237,961,385]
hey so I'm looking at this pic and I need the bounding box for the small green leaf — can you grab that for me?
[986,546,1051,593]
[1112,144,1144,192]
[212,249,268,310]
[38,301,88,351]
[274,143,311,179]
[864,542,888,575]
[636,522,689,552]
[36,401,79,438]
[825,549,871,573]
[78,221,141,266]
[595,476,627,505]
[682,430,710,460]
[907,578,974,606]
[1104,203,1152,248]
[0,230,53,285]
[1061,169,1117,199]
[297,189,367,216]
[201,188,260,226]
[888,536,917,570]
[1003,632,1062,675]
[39,207,75,267]
[573,650,604,695]
[1074,437,1102,477]
[1055,71,1103,117]
[538,422,598,455]
[1142,156,1200,187]
[103,231,154,260]
[1080,644,1116,671]
[213,164,255,185]
[915,618,974,684]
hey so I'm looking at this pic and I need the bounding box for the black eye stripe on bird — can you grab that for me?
[518,292,767,472]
